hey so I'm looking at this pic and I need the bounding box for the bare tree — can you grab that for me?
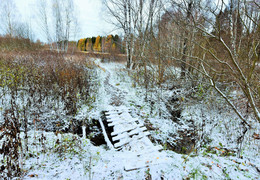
[164,0,259,125]
[15,22,34,40]
[0,0,17,37]
[38,0,53,49]
[180,1,193,78]
[198,0,259,124]
[104,0,162,69]
[37,0,77,52]
[64,0,74,52]
[52,0,63,52]
[103,0,134,68]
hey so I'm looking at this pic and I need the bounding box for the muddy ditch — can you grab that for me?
[143,120,197,154]
[31,116,107,146]
[63,118,107,146]
[140,96,198,154]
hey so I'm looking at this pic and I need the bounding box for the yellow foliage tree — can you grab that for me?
[77,38,86,51]
[86,38,92,51]
[104,35,113,52]
[112,42,116,52]
[94,36,102,52]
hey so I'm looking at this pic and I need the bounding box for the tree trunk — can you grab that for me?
[181,1,193,78]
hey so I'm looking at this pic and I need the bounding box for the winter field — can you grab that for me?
[0,0,259,179]
[0,51,259,179]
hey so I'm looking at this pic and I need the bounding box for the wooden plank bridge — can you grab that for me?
[99,107,168,171]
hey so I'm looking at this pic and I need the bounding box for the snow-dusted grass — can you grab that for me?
[1,60,259,179]
[20,131,102,180]
[18,130,259,179]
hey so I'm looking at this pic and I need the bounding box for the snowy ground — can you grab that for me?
[1,60,259,179]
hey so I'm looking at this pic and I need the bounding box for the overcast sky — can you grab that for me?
[4,0,230,42]
[13,0,116,42]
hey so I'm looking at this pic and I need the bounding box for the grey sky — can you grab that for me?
[13,0,115,41]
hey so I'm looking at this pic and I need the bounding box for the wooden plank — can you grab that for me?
[108,118,139,127]
[107,118,122,123]
[111,123,145,136]
[106,113,122,118]
[98,118,114,149]
[112,132,128,141]
[114,131,150,148]
[106,113,134,122]
[112,127,147,141]
[104,112,121,116]
[106,113,132,120]
[127,127,147,136]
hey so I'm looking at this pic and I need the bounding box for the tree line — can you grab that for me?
[77,34,124,54]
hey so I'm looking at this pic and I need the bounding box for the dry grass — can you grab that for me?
[0,49,95,115]
[0,35,41,52]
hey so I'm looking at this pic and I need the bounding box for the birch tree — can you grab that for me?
[104,0,162,69]
[37,0,77,52]
[0,0,17,37]
[38,0,53,49]
[103,0,132,68]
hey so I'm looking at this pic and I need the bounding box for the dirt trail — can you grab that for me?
[103,67,127,106]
